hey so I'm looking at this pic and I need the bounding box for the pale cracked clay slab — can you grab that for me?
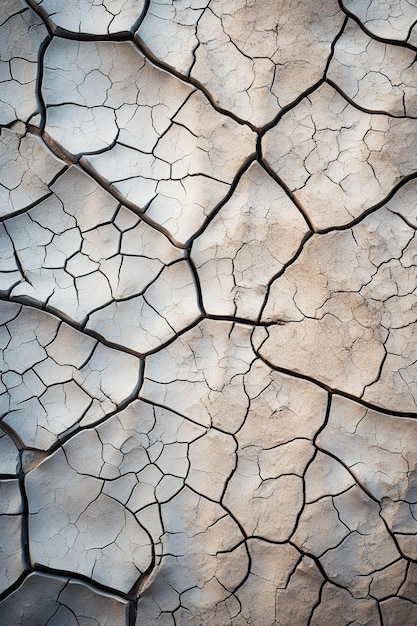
[1,0,417,624]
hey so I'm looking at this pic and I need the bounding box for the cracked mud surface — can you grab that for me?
[1,1,417,624]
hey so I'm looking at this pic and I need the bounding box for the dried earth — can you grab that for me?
[1,0,417,624]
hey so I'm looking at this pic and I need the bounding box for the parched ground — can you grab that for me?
[1,0,417,624]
